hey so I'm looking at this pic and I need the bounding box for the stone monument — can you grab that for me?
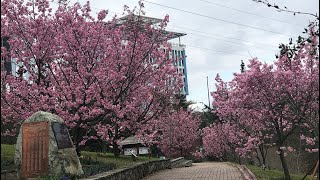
[15,111,83,179]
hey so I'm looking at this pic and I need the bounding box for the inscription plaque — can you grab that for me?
[52,122,73,149]
[22,121,49,178]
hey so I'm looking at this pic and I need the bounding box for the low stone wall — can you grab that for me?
[1,169,17,180]
[80,159,170,180]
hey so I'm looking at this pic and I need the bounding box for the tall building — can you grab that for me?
[118,15,189,96]
[170,43,189,95]
[1,37,25,78]
[1,37,12,75]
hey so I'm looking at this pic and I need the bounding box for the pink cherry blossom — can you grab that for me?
[1,0,183,155]
[205,23,319,178]
[155,108,201,158]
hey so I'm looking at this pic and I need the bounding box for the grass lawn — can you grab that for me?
[1,144,15,161]
[1,144,160,178]
[1,144,16,170]
[1,144,158,170]
[246,165,313,180]
[81,151,158,169]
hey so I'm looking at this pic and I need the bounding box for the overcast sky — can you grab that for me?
[61,0,319,111]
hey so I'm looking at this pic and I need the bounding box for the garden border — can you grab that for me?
[80,159,170,180]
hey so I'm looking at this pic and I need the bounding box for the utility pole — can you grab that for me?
[240,60,245,73]
[206,76,211,108]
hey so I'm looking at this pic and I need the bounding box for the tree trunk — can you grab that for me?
[261,148,267,170]
[113,124,120,157]
[262,154,267,170]
[258,144,268,170]
[278,148,291,180]
[72,126,81,156]
[75,145,81,157]
[113,140,120,157]
[238,155,242,165]
[101,141,106,153]
[254,149,263,167]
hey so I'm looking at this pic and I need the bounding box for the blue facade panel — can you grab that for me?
[182,49,189,95]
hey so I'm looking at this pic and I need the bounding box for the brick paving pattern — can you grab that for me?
[143,162,244,180]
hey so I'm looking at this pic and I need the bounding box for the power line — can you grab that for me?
[143,0,293,37]
[187,44,253,58]
[167,24,279,48]
[167,29,278,52]
[52,0,278,52]
[53,0,287,50]
[50,0,274,58]
[198,0,305,28]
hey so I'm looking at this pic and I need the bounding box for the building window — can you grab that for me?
[1,37,11,75]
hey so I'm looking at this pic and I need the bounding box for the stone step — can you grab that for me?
[171,157,184,167]
[170,157,185,168]
[183,160,193,167]
[170,157,193,168]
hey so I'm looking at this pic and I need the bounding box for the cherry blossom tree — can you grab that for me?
[156,108,200,158]
[205,24,318,180]
[1,0,182,156]
[203,122,238,159]
[207,73,273,166]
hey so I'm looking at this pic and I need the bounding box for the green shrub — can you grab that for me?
[79,156,113,178]
[80,151,157,169]
[1,160,15,170]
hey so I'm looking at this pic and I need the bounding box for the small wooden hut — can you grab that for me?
[120,136,150,156]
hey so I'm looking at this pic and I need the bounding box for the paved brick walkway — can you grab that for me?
[142,162,244,180]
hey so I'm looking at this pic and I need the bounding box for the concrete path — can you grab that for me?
[142,162,244,180]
